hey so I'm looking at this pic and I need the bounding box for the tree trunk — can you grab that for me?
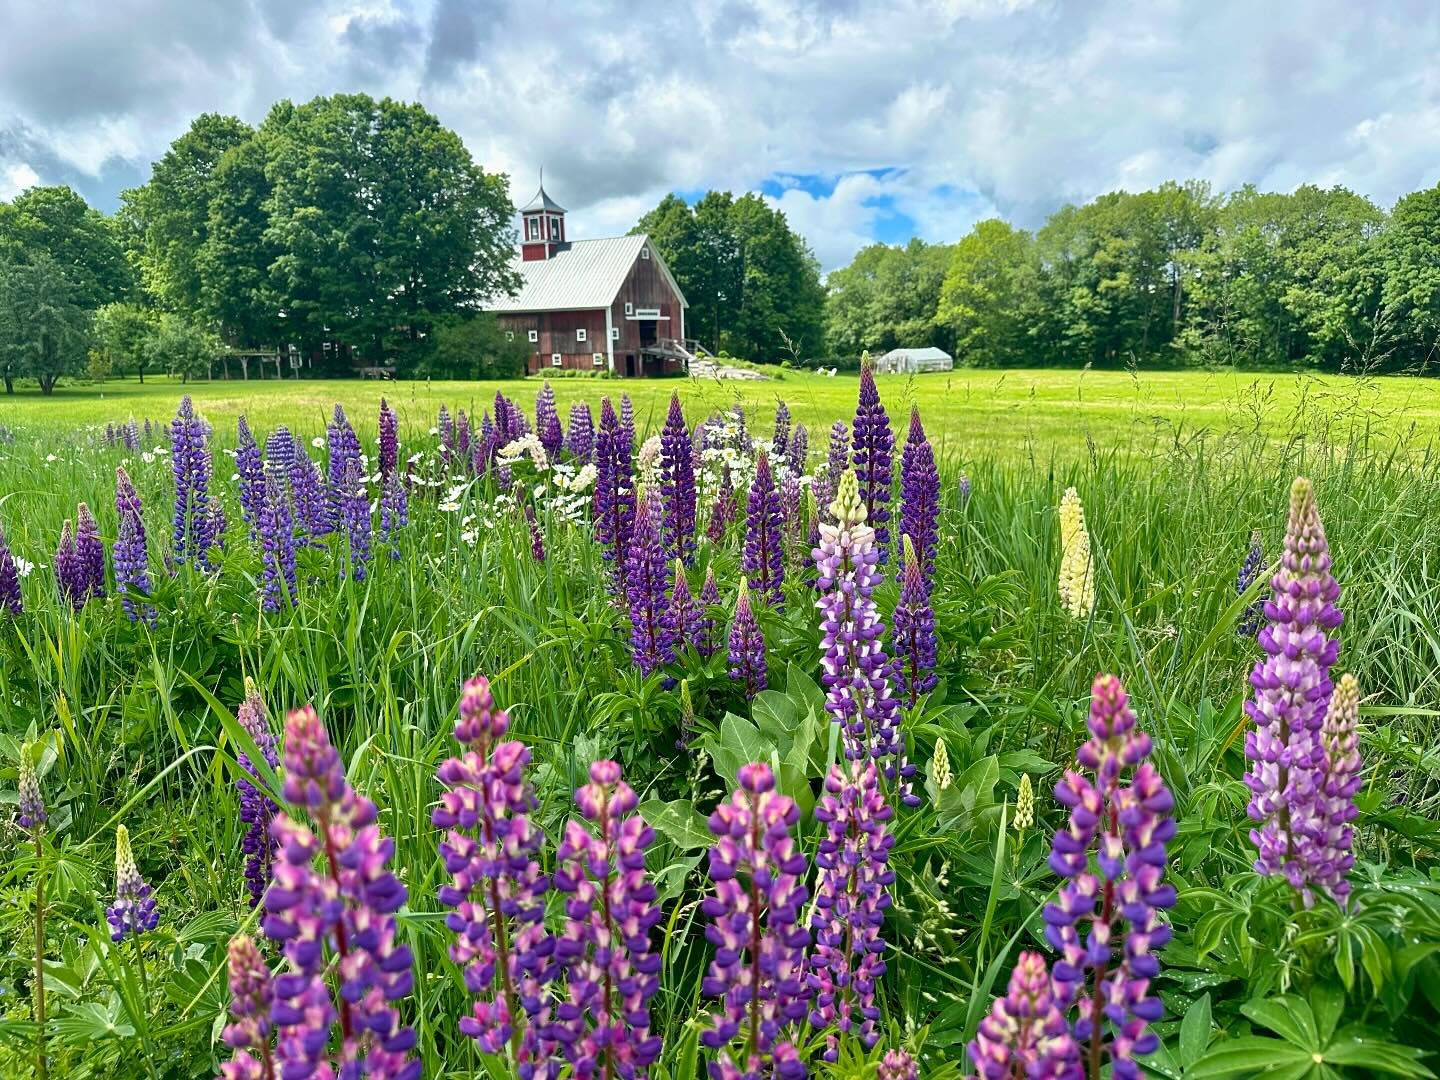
[3,374,12,394]
[39,375,55,396]
[138,365,145,384]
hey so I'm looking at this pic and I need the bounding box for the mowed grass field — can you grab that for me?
[5,367,1440,461]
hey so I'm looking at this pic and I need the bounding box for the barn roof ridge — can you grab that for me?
[487,233,689,314]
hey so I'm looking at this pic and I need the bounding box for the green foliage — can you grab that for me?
[827,238,954,356]
[0,184,132,309]
[0,254,93,394]
[93,304,158,380]
[936,219,1033,366]
[418,312,531,379]
[144,312,219,383]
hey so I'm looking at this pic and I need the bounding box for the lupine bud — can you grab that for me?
[677,678,697,750]
[878,1049,918,1080]
[1236,528,1265,638]
[660,393,698,564]
[958,472,971,506]
[697,565,722,659]
[236,417,266,537]
[1014,773,1034,830]
[727,579,767,700]
[1244,478,1343,904]
[75,502,105,601]
[664,561,705,656]
[0,525,22,616]
[439,405,455,463]
[706,466,737,542]
[701,763,810,1079]
[743,452,785,610]
[219,935,277,1080]
[930,740,952,792]
[106,824,159,942]
[379,399,400,479]
[772,400,791,461]
[114,467,155,624]
[626,497,675,676]
[17,743,45,831]
[236,680,279,908]
[851,365,894,559]
[1314,673,1362,907]
[966,951,1081,1079]
[54,519,85,610]
[1043,674,1175,1080]
[566,402,595,464]
[1057,487,1095,619]
[787,423,808,481]
[893,535,938,707]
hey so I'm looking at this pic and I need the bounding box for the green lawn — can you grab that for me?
[3,367,1438,459]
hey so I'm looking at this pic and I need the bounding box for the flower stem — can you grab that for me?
[33,831,46,1080]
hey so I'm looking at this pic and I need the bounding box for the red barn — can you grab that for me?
[487,183,694,377]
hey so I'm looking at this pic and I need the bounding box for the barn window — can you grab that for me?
[624,302,633,316]
[576,328,587,342]
[593,353,605,367]
[611,327,619,341]
[551,353,562,367]
[505,331,514,341]
[641,247,650,259]
[550,216,562,240]
[528,329,538,343]
[528,217,540,240]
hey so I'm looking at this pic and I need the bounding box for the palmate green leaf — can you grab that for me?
[1187,1036,1313,1077]
[640,798,713,851]
[1242,994,1319,1049]
[51,997,136,1043]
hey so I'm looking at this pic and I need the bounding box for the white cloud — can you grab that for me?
[0,162,40,200]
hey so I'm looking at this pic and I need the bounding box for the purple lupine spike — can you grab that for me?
[959,472,972,506]
[706,465,737,542]
[433,676,555,1073]
[54,519,85,611]
[1244,478,1343,903]
[816,421,850,520]
[1314,673,1362,908]
[522,497,546,563]
[625,496,675,676]
[660,393,697,564]
[476,412,498,477]
[17,744,45,831]
[259,472,297,613]
[1043,674,1176,1080]
[594,399,636,592]
[893,536,938,707]
[565,402,594,464]
[113,468,155,625]
[807,760,895,1060]
[379,399,399,480]
[898,406,939,577]
[0,526,22,618]
[779,472,802,537]
[878,1049,919,1080]
[786,423,808,480]
[170,395,215,569]
[1236,529,1265,638]
[264,427,295,477]
[219,935,278,1080]
[551,760,664,1076]
[288,438,328,543]
[743,452,785,611]
[326,404,362,535]
[75,501,106,601]
[494,391,514,443]
[663,561,705,656]
[106,824,159,942]
[235,680,279,908]
[536,382,563,459]
[380,471,409,561]
[851,366,894,559]
[620,395,635,454]
[236,416,266,537]
[772,400,791,461]
[814,470,915,805]
[697,565,722,660]
[123,418,141,451]
[342,459,372,581]
[457,409,473,465]
[727,579,767,700]
[263,704,419,1080]
[700,762,810,1079]
[439,404,454,462]
[966,951,1082,1079]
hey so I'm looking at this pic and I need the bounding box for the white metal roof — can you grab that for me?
[486,234,688,314]
[519,185,566,213]
[879,346,952,361]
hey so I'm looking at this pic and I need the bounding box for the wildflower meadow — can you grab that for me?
[2,370,1440,1080]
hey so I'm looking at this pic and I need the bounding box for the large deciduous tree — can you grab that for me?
[0,254,93,394]
[0,185,132,309]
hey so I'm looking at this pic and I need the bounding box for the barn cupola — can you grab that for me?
[520,180,567,261]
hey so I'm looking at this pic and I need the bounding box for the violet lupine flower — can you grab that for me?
[258,478,297,613]
[663,562,705,656]
[54,520,85,611]
[106,824,159,942]
[380,471,409,561]
[289,439,328,543]
[786,424,808,482]
[595,399,636,591]
[625,497,675,676]
[959,473,972,506]
[236,416,266,537]
[326,404,362,534]
[566,403,595,464]
[476,412,498,477]
[1236,529,1265,638]
[264,427,295,477]
[807,760,894,1060]
[660,393,697,564]
[75,501,105,601]
[342,459,372,581]
[743,452,785,611]
[813,470,915,805]
[536,382,564,459]
[817,421,850,518]
[898,406,939,577]
[1314,673,1363,908]
[17,745,45,831]
[236,679,279,908]
[772,400,791,461]
[0,526,22,617]
[439,404,455,464]
[263,705,419,1080]
[523,498,546,563]
[851,366,894,559]
[620,395,636,454]
[698,566,722,659]
[1244,478,1343,903]
[379,398,399,480]
[727,579,767,700]
[123,418,141,451]
[878,1050,918,1080]
[494,392,515,444]
[1044,674,1175,1080]
[113,468,155,625]
[551,760,664,1076]
[700,762,809,1080]
[170,395,215,569]
[779,473,802,539]
[706,466,737,542]
[219,935,277,1080]
[893,535,938,708]
[433,676,555,1073]
[457,409,473,464]
[966,951,1081,1079]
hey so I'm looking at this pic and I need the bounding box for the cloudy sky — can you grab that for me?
[2,0,1438,271]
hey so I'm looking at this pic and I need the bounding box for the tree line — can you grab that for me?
[826,179,1440,373]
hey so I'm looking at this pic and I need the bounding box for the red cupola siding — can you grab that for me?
[488,183,693,377]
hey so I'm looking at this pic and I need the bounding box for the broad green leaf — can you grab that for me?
[1188,1037,1312,1077]
[1242,995,1318,1050]
[1324,1032,1436,1077]
[640,799,713,851]
[1179,992,1213,1067]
